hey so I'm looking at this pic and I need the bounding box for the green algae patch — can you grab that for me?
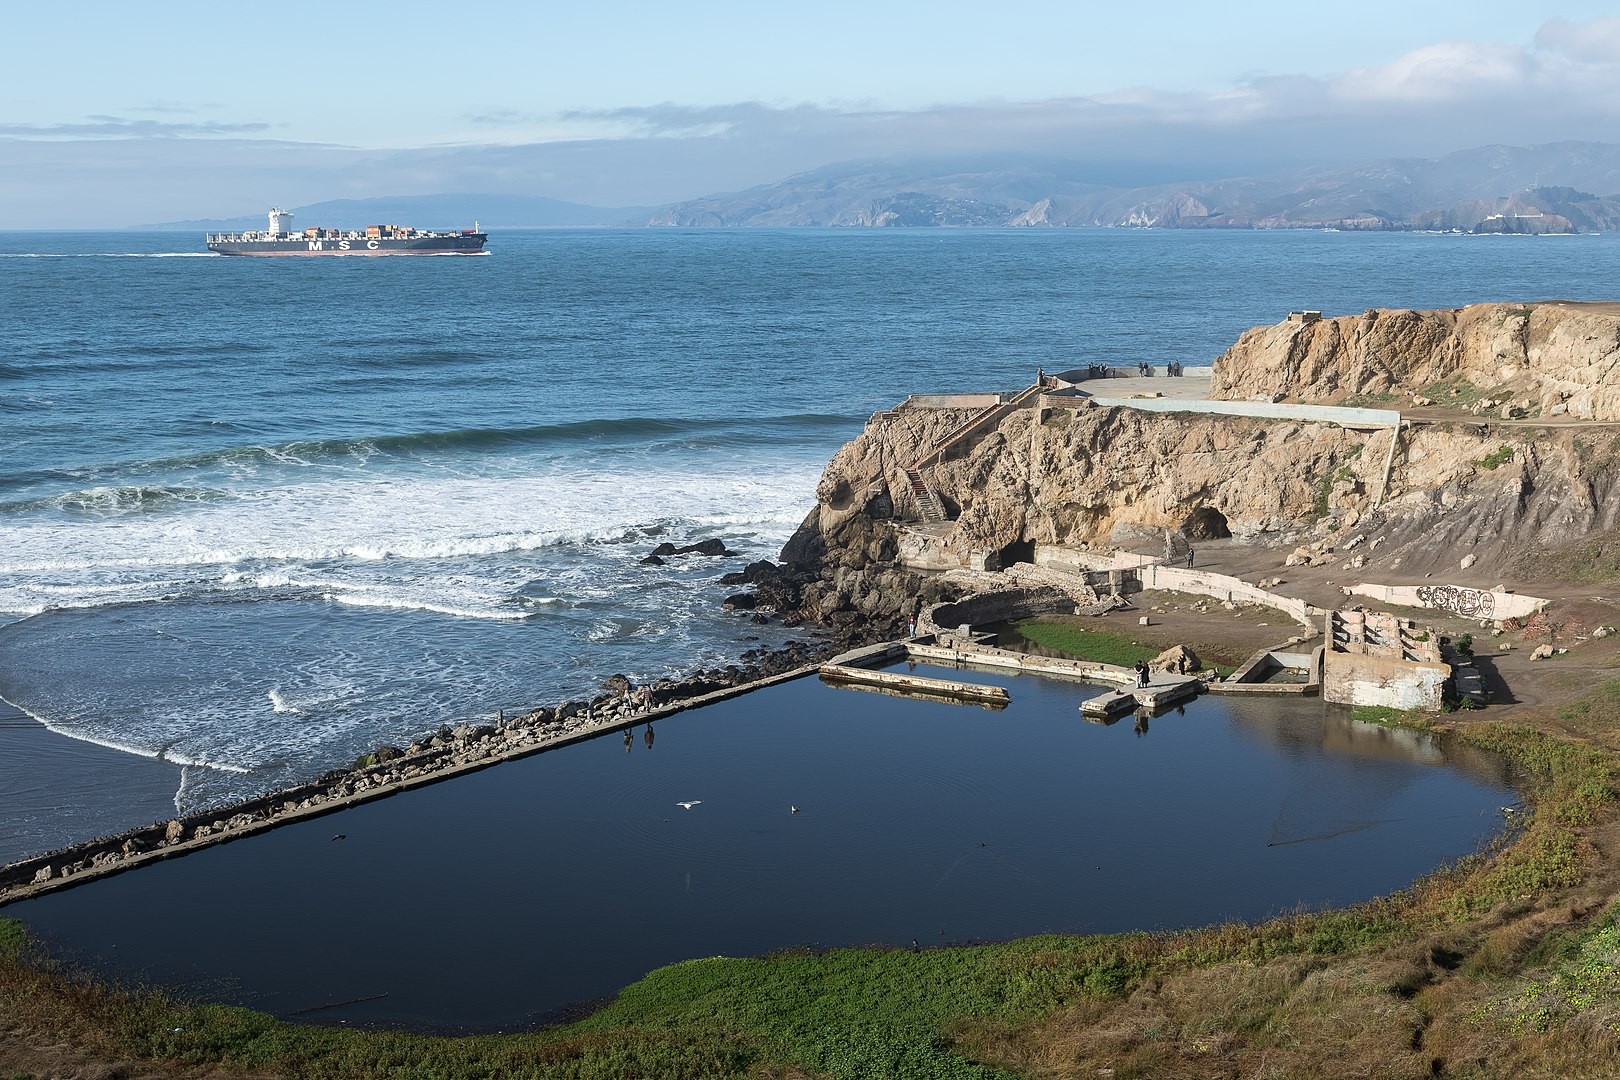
[1006,620,1160,668]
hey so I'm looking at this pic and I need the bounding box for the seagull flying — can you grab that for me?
[676,800,702,810]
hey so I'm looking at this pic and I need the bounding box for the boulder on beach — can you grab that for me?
[1151,644,1201,674]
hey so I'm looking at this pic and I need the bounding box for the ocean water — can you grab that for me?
[1,227,1615,855]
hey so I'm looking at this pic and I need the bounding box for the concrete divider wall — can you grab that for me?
[1032,547,1317,627]
[901,393,1008,409]
[1078,397,1401,429]
[1348,582,1547,621]
[1135,563,1318,627]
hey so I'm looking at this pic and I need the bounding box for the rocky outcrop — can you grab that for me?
[781,394,1620,589]
[1211,302,1620,420]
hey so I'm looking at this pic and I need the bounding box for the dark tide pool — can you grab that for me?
[5,664,1513,1030]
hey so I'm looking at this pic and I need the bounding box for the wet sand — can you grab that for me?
[0,699,182,864]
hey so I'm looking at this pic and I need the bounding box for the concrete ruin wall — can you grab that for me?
[1134,563,1318,627]
[922,585,1074,634]
[1072,397,1401,429]
[901,393,1008,410]
[1322,650,1450,710]
[1031,546,1318,628]
[1348,582,1547,622]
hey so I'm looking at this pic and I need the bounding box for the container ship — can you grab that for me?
[206,208,488,256]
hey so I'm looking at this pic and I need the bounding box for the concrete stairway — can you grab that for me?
[903,467,948,524]
[913,381,1046,468]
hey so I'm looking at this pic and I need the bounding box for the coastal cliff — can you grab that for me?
[1211,301,1620,420]
[777,302,1620,621]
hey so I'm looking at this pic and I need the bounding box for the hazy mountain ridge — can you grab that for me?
[648,141,1620,231]
[138,141,1620,232]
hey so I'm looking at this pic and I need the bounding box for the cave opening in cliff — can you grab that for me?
[1182,506,1231,540]
[997,539,1035,567]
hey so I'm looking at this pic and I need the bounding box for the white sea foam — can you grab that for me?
[0,448,820,810]
[12,705,248,776]
[160,750,252,774]
[0,457,820,616]
[329,592,533,621]
[267,689,303,714]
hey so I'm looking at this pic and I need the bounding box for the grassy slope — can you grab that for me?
[3,693,1620,1079]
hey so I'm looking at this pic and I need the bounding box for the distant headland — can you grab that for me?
[142,140,1620,233]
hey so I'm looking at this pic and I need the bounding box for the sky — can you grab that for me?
[4,0,1620,226]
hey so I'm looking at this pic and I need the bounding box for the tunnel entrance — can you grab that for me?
[997,539,1035,567]
[1181,506,1231,540]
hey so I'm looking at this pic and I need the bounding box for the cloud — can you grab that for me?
[126,102,201,116]
[0,116,271,138]
[466,109,546,127]
[1334,42,1530,103]
[7,17,1620,226]
[1535,16,1620,64]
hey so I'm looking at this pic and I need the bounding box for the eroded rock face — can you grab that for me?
[778,303,1620,617]
[1211,302,1620,419]
[782,402,1620,588]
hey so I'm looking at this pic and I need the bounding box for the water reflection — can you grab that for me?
[1232,705,1514,789]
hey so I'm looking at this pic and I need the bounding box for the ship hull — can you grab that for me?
[207,235,488,256]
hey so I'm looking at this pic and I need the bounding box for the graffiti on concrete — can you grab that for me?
[1415,584,1495,619]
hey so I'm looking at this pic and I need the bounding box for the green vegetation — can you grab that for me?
[1006,620,1160,668]
[1311,460,1359,519]
[1476,446,1517,471]
[6,685,1620,1078]
[1007,616,1240,677]
[1349,705,1431,730]
[1342,390,1396,408]
[1419,375,1504,409]
[1485,906,1620,1033]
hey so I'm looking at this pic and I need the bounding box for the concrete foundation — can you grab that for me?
[1322,609,1451,710]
